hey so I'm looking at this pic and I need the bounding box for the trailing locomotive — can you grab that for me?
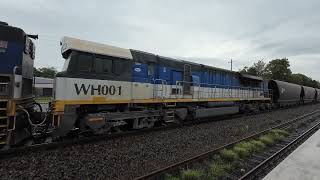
[1,24,320,147]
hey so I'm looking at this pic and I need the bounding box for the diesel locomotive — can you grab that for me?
[52,37,271,138]
[1,22,319,147]
[0,21,39,145]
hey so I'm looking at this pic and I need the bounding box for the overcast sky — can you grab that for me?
[1,0,319,80]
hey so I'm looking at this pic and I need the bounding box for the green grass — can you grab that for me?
[269,129,289,141]
[164,129,290,180]
[270,129,289,136]
[209,162,232,178]
[233,147,250,158]
[165,174,180,180]
[259,135,274,146]
[181,169,205,180]
[220,149,239,162]
[212,154,222,162]
[272,134,286,141]
[250,140,266,151]
[234,142,259,153]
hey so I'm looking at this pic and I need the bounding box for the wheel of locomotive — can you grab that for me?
[78,130,94,137]
[132,115,160,129]
[239,104,246,114]
[146,116,156,128]
[259,104,266,111]
[75,117,92,137]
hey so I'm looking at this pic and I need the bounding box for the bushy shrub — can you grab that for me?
[234,142,258,153]
[250,140,266,150]
[270,129,289,136]
[210,162,232,178]
[220,149,239,162]
[181,169,205,180]
[259,135,274,145]
[165,174,180,180]
[233,147,250,158]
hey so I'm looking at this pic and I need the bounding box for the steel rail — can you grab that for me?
[134,110,320,180]
[0,105,318,160]
[239,118,320,180]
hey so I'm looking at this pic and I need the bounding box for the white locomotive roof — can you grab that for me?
[60,36,133,59]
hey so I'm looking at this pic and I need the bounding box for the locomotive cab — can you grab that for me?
[52,37,134,137]
[0,22,35,99]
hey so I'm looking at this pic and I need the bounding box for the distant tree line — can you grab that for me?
[34,67,57,79]
[240,58,320,88]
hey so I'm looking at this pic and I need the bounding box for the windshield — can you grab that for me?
[62,55,71,71]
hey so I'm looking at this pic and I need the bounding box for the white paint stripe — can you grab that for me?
[55,77,266,101]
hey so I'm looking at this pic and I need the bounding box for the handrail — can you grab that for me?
[132,78,271,100]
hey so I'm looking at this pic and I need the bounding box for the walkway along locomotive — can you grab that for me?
[1,23,320,147]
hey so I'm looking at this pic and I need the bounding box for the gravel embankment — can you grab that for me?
[1,103,320,180]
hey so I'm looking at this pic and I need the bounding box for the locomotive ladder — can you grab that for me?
[165,110,175,123]
[183,64,192,95]
[0,100,8,145]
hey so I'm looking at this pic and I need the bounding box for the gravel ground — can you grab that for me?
[1,104,320,180]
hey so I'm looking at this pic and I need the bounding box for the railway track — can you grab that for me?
[238,117,320,180]
[134,109,320,180]
[0,104,317,160]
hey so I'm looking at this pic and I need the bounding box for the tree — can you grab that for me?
[240,58,320,88]
[239,60,267,77]
[289,73,320,88]
[34,67,57,78]
[289,73,305,85]
[34,67,41,77]
[264,58,292,81]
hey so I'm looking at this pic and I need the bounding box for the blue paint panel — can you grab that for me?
[233,74,240,87]
[201,72,209,87]
[225,73,230,86]
[132,63,149,83]
[192,72,201,78]
[171,71,182,85]
[158,66,171,84]
[0,41,23,74]
[215,71,221,85]
[221,72,226,85]
[130,59,259,92]
[192,75,200,86]
[211,71,216,85]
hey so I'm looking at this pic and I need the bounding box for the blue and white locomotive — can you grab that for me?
[0,22,38,145]
[52,37,271,137]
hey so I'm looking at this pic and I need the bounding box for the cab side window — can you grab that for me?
[113,59,122,75]
[78,53,93,73]
[95,56,112,73]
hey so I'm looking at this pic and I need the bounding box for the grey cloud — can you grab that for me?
[1,0,320,80]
